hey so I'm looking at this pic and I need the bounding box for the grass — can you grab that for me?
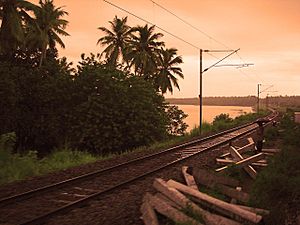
[0,147,99,185]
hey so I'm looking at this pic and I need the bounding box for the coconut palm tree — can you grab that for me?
[126,24,164,80]
[97,16,131,67]
[0,0,38,54]
[155,48,184,94]
[26,0,69,67]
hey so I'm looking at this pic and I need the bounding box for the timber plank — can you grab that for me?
[145,193,202,225]
[141,196,160,225]
[153,178,241,225]
[192,168,239,187]
[167,179,262,224]
[182,166,199,190]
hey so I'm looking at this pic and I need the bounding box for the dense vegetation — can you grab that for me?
[0,111,261,184]
[250,109,300,225]
[0,0,188,157]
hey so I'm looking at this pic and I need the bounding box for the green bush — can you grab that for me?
[70,60,168,154]
[250,147,300,225]
[250,111,300,225]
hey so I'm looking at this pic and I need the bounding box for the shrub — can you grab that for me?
[70,64,168,154]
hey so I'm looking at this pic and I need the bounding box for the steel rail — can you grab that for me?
[1,113,278,225]
[20,121,261,225]
[0,121,257,206]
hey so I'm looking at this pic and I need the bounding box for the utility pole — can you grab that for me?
[199,49,203,133]
[199,48,241,134]
[257,84,261,113]
[257,84,274,113]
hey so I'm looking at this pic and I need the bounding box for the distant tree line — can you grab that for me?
[0,1,187,156]
[166,96,258,107]
[167,96,300,108]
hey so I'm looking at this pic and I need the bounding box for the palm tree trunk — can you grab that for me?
[39,44,47,68]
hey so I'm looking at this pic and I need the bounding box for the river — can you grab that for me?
[175,105,253,132]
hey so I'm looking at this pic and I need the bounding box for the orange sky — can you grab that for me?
[31,0,300,97]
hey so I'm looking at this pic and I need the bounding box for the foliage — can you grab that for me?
[98,17,184,94]
[0,0,38,54]
[250,147,300,225]
[212,113,233,131]
[71,61,168,154]
[126,24,164,79]
[250,111,300,225]
[97,16,131,67]
[0,145,97,185]
[155,48,184,94]
[0,58,75,155]
[26,0,69,67]
[165,105,188,136]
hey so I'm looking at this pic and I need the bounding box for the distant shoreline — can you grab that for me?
[165,96,300,108]
[165,97,257,107]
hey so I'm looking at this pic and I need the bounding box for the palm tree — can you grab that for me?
[155,48,184,94]
[26,0,69,67]
[97,16,131,67]
[0,0,38,54]
[126,24,164,80]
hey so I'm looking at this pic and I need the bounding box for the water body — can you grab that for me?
[176,105,253,132]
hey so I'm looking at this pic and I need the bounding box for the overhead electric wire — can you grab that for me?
[150,0,231,50]
[103,0,263,86]
[103,0,200,50]
[150,0,260,79]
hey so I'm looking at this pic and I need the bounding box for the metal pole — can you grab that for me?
[199,49,203,134]
[257,84,260,113]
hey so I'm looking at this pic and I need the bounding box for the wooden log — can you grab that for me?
[216,158,267,165]
[155,193,181,210]
[192,168,239,187]
[141,195,160,225]
[252,163,268,167]
[192,173,249,203]
[153,178,240,225]
[192,167,249,202]
[229,146,259,179]
[217,158,268,167]
[235,204,270,216]
[167,179,262,224]
[216,158,235,165]
[220,137,255,158]
[145,193,202,225]
[182,166,199,190]
[153,178,242,225]
[262,148,281,153]
[215,152,265,179]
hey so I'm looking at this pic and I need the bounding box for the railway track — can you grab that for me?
[0,113,277,225]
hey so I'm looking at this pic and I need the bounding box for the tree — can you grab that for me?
[26,0,69,67]
[70,56,168,154]
[126,24,164,80]
[97,16,131,67]
[0,0,38,55]
[165,105,188,136]
[155,48,184,94]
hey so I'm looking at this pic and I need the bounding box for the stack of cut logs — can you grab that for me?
[141,138,281,225]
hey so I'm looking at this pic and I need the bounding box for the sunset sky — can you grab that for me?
[31,0,300,98]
